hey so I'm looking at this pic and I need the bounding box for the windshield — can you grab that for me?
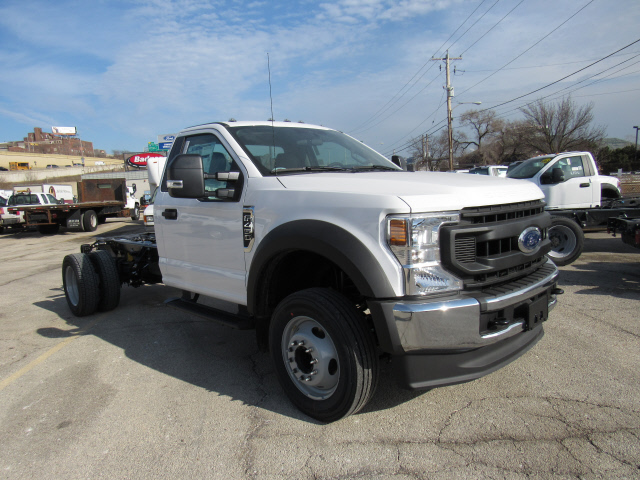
[227,125,401,176]
[506,156,555,179]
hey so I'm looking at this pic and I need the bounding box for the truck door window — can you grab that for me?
[183,133,240,201]
[556,156,585,179]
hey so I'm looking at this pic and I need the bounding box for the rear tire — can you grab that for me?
[269,288,379,423]
[62,253,99,316]
[547,216,584,266]
[82,210,98,232]
[89,250,121,311]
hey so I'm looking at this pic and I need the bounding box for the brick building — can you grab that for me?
[6,127,94,156]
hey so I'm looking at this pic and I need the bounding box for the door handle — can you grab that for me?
[579,183,590,188]
[162,209,178,220]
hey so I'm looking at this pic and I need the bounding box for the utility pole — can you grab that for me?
[421,134,430,170]
[634,126,639,166]
[432,51,462,171]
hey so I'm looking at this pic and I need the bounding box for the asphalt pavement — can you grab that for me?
[0,221,639,479]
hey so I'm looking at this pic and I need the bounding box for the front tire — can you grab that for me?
[62,253,99,316]
[269,288,378,422]
[131,204,140,221]
[547,216,584,266]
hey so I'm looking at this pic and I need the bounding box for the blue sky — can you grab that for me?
[1,0,639,156]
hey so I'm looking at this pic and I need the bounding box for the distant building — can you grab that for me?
[5,127,93,156]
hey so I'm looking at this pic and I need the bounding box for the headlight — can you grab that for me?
[387,213,462,295]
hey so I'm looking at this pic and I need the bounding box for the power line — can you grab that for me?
[456,0,595,98]
[460,0,526,56]
[348,0,489,134]
[463,51,640,71]
[483,38,640,111]
[446,0,501,54]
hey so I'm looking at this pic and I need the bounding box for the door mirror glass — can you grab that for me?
[167,154,205,198]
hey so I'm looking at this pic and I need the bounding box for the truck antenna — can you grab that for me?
[267,53,277,174]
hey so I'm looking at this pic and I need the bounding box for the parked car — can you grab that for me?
[0,195,25,232]
[468,165,508,177]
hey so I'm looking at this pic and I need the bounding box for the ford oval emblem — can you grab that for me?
[518,227,542,253]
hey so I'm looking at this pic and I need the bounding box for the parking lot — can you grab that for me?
[1,221,639,479]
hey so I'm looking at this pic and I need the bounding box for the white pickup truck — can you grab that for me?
[61,121,562,422]
[506,151,632,265]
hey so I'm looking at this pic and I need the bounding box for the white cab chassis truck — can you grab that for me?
[62,121,562,422]
[507,151,640,266]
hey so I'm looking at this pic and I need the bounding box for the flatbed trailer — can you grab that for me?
[6,178,140,234]
[9,201,137,234]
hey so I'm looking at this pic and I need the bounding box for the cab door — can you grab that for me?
[155,131,248,305]
[539,155,593,209]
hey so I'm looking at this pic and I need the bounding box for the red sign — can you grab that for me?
[126,152,164,168]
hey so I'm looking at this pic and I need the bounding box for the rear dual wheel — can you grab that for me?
[62,251,120,316]
[269,288,378,423]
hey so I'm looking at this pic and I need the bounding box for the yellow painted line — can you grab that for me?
[0,315,105,392]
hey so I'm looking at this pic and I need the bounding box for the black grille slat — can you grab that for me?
[455,237,476,263]
[460,200,546,225]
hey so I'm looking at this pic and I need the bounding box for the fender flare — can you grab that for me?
[246,220,395,315]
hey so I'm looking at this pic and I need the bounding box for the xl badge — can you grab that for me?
[518,226,542,253]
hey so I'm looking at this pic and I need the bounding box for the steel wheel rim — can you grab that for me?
[65,265,79,306]
[548,225,576,259]
[281,316,340,400]
[90,214,97,228]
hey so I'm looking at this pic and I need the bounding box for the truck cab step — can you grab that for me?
[164,298,255,330]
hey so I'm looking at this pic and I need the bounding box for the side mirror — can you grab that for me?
[167,154,205,198]
[541,167,565,185]
[551,167,565,183]
[391,155,407,171]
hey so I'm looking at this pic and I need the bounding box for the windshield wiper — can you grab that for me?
[271,166,349,174]
[350,165,401,172]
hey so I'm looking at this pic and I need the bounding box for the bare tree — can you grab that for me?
[455,110,504,165]
[520,97,605,153]
[493,120,538,164]
[409,130,450,171]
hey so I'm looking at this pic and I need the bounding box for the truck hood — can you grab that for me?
[276,171,544,212]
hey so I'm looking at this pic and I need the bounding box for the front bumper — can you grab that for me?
[368,259,559,388]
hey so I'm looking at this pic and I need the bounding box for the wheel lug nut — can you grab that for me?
[305,348,313,353]
[311,370,318,375]
[310,358,318,365]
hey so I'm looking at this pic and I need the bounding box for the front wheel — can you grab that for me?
[547,216,584,266]
[269,288,378,423]
[131,204,140,221]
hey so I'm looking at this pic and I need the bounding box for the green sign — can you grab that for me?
[148,142,159,152]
